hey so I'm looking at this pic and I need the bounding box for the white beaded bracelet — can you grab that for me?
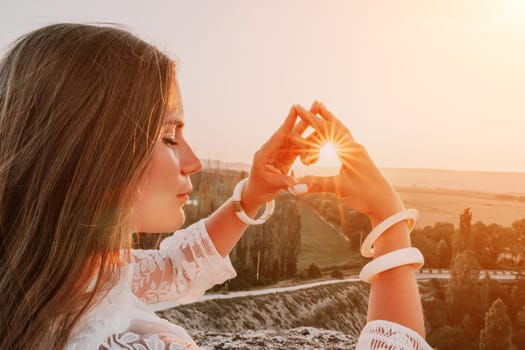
[359,247,424,283]
[360,208,419,258]
[231,178,275,225]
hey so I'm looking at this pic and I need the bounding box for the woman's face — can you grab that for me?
[130,109,202,233]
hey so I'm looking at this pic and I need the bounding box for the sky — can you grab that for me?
[1,0,525,172]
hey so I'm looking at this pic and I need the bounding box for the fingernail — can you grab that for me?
[290,183,308,195]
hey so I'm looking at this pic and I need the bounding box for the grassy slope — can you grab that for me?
[296,203,366,271]
[158,281,369,337]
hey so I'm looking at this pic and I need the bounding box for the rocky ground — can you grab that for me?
[190,327,358,350]
[157,281,369,349]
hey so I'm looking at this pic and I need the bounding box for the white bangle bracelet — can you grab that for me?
[360,208,419,258]
[359,247,424,283]
[231,178,275,225]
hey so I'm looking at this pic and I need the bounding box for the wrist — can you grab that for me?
[369,194,405,228]
[368,205,414,259]
[231,178,275,226]
[239,180,265,217]
[373,225,412,258]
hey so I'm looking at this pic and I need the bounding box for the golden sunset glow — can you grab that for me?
[3,2,525,172]
[317,141,340,167]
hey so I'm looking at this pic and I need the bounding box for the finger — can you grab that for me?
[295,104,328,134]
[289,183,309,196]
[309,100,321,115]
[317,102,357,143]
[279,105,298,133]
[335,141,366,165]
[288,100,322,141]
[292,120,309,136]
[261,121,318,161]
[299,175,347,198]
[290,130,322,149]
[264,164,298,188]
[280,174,298,188]
[318,102,335,121]
[291,131,319,165]
[299,175,337,193]
[300,149,319,166]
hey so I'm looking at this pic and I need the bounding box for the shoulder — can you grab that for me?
[67,269,199,350]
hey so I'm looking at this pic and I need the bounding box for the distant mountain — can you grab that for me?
[381,167,525,195]
[201,159,251,172]
[201,159,525,195]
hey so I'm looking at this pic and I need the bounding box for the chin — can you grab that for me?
[163,206,186,232]
[137,210,186,234]
[172,210,186,231]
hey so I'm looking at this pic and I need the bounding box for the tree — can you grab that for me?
[427,325,464,350]
[451,208,472,262]
[461,314,477,345]
[471,221,493,268]
[330,270,344,279]
[187,170,302,289]
[480,273,491,312]
[307,263,322,278]
[514,307,525,349]
[510,277,525,319]
[513,218,525,267]
[479,299,513,350]
[436,238,452,268]
[446,250,481,324]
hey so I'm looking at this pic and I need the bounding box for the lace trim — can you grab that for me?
[130,219,237,304]
[67,219,236,349]
[100,331,202,350]
[356,320,432,350]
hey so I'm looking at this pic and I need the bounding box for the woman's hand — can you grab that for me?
[241,105,312,211]
[296,102,405,226]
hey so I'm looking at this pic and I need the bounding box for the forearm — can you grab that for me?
[204,191,262,257]
[366,219,426,337]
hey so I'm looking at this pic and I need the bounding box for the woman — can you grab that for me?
[0,23,431,349]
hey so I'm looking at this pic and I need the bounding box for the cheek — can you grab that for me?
[146,147,182,188]
[132,146,186,232]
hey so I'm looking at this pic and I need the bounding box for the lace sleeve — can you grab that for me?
[356,320,432,350]
[99,331,202,350]
[130,219,237,304]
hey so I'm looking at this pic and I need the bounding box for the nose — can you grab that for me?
[180,141,202,176]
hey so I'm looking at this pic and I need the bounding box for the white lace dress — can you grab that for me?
[66,219,432,350]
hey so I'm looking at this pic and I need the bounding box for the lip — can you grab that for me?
[177,188,192,203]
[178,193,190,201]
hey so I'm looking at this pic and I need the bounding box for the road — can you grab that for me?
[149,269,520,312]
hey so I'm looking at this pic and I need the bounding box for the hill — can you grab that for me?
[201,161,525,228]
[296,203,366,271]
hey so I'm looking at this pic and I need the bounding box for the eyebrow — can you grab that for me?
[163,119,185,128]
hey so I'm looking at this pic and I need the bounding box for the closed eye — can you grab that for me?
[162,138,178,146]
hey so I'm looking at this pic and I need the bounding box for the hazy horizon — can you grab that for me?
[2,1,525,172]
[200,157,525,175]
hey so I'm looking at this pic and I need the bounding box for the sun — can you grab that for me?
[317,141,341,167]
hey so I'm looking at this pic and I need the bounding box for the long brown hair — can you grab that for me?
[0,23,177,349]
